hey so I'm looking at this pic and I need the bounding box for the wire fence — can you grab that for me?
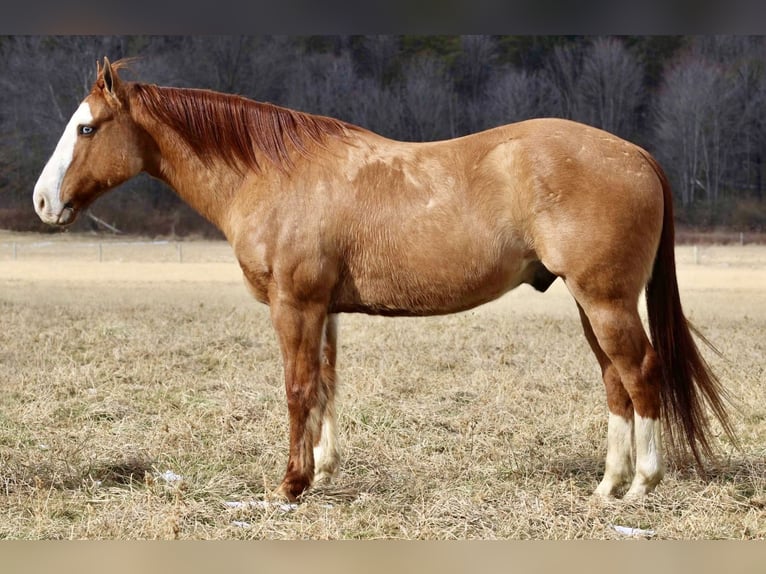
[0,237,236,264]
[1,236,765,268]
[674,245,766,268]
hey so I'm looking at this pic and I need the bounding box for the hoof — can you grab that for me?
[593,475,629,499]
[623,469,663,500]
[313,470,335,485]
[623,483,656,500]
[313,458,339,485]
[275,476,311,502]
[590,489,618,504]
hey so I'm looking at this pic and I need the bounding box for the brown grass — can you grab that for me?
[0,231,764,539]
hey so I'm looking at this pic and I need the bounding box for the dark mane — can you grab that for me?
[132,83,356,172]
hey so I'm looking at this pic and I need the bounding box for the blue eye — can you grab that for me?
[78,125,95,136]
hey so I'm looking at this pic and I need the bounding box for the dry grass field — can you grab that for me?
[0,231,764,539]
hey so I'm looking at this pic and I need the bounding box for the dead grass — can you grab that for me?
[0,231,764,539]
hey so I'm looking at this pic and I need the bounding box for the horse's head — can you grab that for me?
[33,57,151,226]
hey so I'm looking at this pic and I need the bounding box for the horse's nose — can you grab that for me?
[37,194,46,214]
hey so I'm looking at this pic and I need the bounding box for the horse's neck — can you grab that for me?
[133,102,245,236]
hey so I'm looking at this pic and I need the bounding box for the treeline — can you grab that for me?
[1,35,765,237]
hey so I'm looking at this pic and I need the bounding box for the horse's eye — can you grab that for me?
[78,125,95,136]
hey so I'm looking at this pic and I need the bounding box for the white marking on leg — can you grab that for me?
[625,415,664,497]
[313,403,339,483]
[594,412,635,497]
[314,313,339,483]
[33,102,93,223]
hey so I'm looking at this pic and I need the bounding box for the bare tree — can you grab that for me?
[740,59,766,200]
[541,38,644,139]
[698,36,766,201]
[454,35,497,100]
[346,78,408,138]
[467,66,559,132]
[282,50,357,119]
[654,56,741,206]
[542,42,583,120]
[577,37,644,139]
[357,35,400,87]
[141,36,293,103]
[401,55,456,141]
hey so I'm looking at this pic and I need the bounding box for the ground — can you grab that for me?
[0,231,764,539]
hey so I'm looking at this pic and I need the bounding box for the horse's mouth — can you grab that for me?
[55,202,77,226]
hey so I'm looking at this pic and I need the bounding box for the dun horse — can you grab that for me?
[34,58,735,501]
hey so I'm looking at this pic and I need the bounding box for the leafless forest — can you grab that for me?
[2,35,766,236]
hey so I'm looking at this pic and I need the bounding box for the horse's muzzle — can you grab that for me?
[33,190,77,226]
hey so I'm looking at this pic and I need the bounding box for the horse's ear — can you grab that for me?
[103,57,116,93]
[101,57,123,108]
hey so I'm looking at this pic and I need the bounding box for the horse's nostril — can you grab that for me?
[38,196,46,212]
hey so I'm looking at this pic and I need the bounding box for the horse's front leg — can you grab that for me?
[270,298,329,501]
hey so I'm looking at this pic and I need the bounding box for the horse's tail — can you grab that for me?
[642,150,738,467]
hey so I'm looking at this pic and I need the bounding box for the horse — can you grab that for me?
[33,57,735,502]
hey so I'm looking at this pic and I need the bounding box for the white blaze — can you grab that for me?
[33,102,93,223]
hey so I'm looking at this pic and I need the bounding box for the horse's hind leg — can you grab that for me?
[571,288,665,497]
[576,304,635,497]
[314,313,340,483]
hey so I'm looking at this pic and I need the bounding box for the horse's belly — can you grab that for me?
[332,251,531,316]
